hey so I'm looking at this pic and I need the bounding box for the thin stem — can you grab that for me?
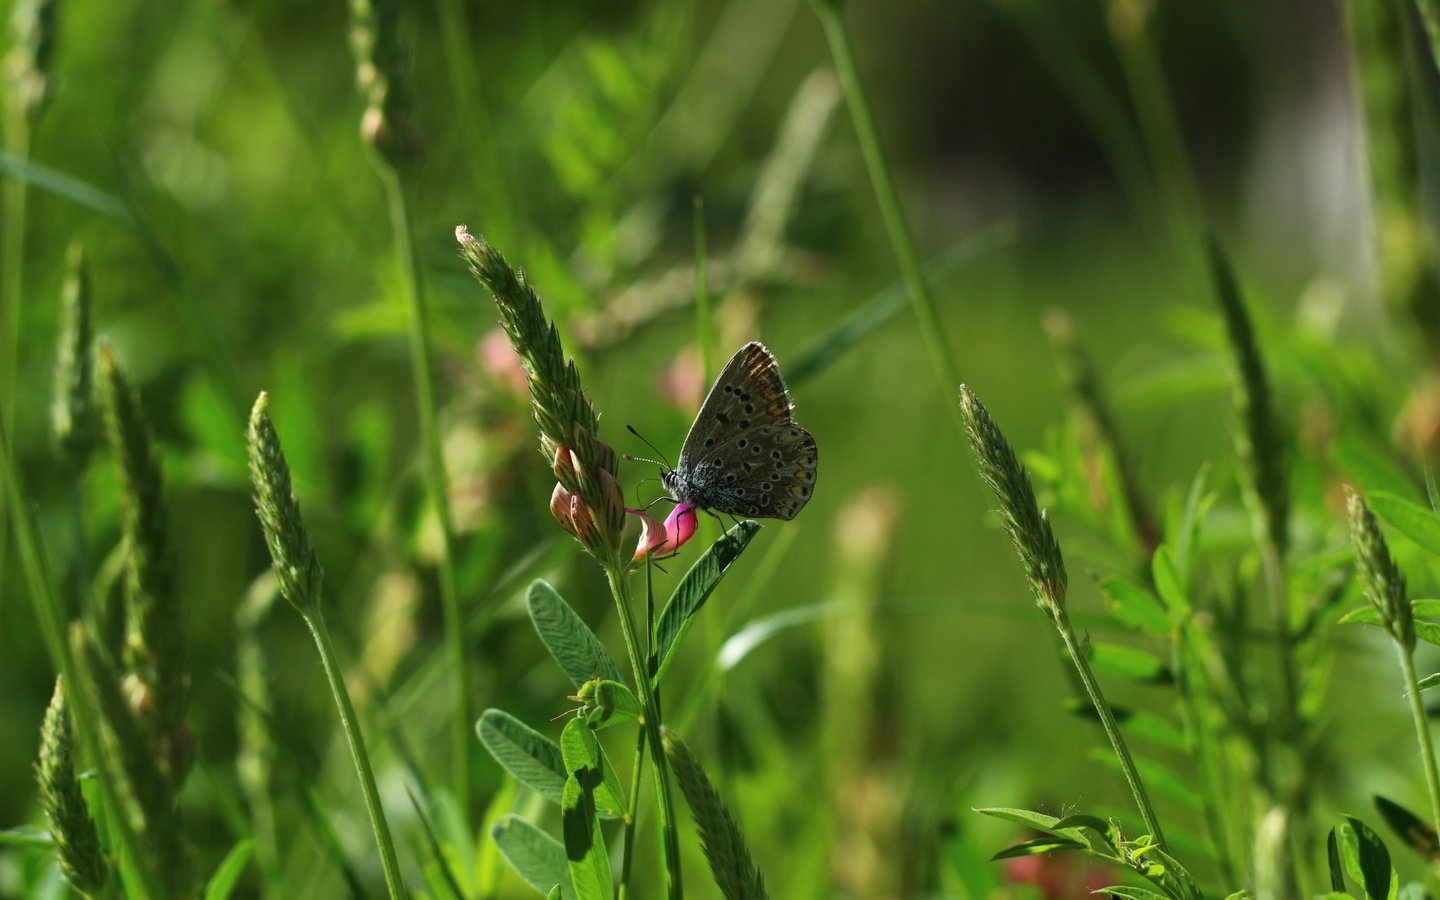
[1053,606,1166,845]
[813,1,963,420]
[618,727,648,900]
[0,411,164,898]
[606,565,683,900]
[301,606,406,899]
[380,167,470,809]
[693,196,713,387]
[1397,644,1440,829]
[0,115,31,596]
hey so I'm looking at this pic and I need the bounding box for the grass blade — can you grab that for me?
[653,521,761,686]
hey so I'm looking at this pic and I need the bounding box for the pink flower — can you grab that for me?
[630,502,699,562]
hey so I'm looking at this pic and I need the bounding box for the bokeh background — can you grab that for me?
[1,0,1429,896]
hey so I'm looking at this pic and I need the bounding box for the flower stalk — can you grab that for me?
[246,393,406,899]
[959,384,1165,846]
[1346,486,1440,829]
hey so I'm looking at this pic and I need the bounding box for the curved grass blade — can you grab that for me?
[491,815,574,899]
[476,710,566,806]
[527,580,625,687]
[405,785,467,900]
[653,520,761,686]
[0,153,135,222]
[786,220,1016,387]
[202,839,255,900]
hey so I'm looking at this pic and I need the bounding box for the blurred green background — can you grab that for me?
[1,0,1429,896]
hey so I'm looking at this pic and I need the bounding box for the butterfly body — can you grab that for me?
[662,342,818,520]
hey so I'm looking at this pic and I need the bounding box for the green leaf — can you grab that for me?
[548,888,564,900]
[1151,545,1187,613]
[1368,492,1440,558]
[562,774,613,900]
[1088,642,1172,684]
[1098,575,1170,636]
[1415,622,1440,647]
[973,807,1061,832]
[653,521,762,685]
[477,710,567,806]
[989,837,1086,860]
[1341,600,1440,625]
[1373,795,1440,862]
[203,840,255,900]
[491,815,574,899]
[559,719,627,819]
[1094,887,1168,900]
[527,581,626,688]
[1335,440,1420,502]
[1339,815,1394,900]
[1329,828,1347,892]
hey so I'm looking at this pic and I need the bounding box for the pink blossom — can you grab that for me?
[630,502,699,562]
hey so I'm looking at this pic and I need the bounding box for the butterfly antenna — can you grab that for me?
[625,424,672,469]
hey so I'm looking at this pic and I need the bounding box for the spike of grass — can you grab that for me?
[662,727,769,900]
[247,393,406,899]
[36,677,108,896]
[959,384,1165,847]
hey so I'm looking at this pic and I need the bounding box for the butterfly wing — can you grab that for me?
[676,342,795,470]
[685,422,818,520]
[674,342,817,520]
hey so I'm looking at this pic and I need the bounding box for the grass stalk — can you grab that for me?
[812,0,963,416]
[605,565,683,900]
[618,728,648,900]
[301,604,407,898]
[1397,646,1440,829]
[694,196,713,387]
[0,411,165,898]
[1055,606,1166,845]
[381,168,470,810]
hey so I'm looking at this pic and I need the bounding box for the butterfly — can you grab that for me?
[660,342,818,520]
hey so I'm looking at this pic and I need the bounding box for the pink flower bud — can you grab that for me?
[630,502,699,562]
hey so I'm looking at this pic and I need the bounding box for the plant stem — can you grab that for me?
[606,565,683,899]
[301,605,406,898]
[618,728,648,900]
[813,1,963,418]
[1397,642,1440,829]
[1053,606,1166,845]
[0,114,31,598]
[380,167,470,809]
[693,196,713,387]
[0,411,165,899]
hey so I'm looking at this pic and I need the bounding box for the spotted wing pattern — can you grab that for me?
[669,342,818,521]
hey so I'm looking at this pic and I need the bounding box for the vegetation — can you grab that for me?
[6,1,1440,897]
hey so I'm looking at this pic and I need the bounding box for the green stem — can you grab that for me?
[380,167,470,809]
[0,114,31,599]
[693,196,713,387]
[0,411,165,899]
[813,1,963,415]
[605,566,683,900]
[1054,606,1166,845]
[618,728,648,900]
[1398,643,1440,829]
[300,605,406,898]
